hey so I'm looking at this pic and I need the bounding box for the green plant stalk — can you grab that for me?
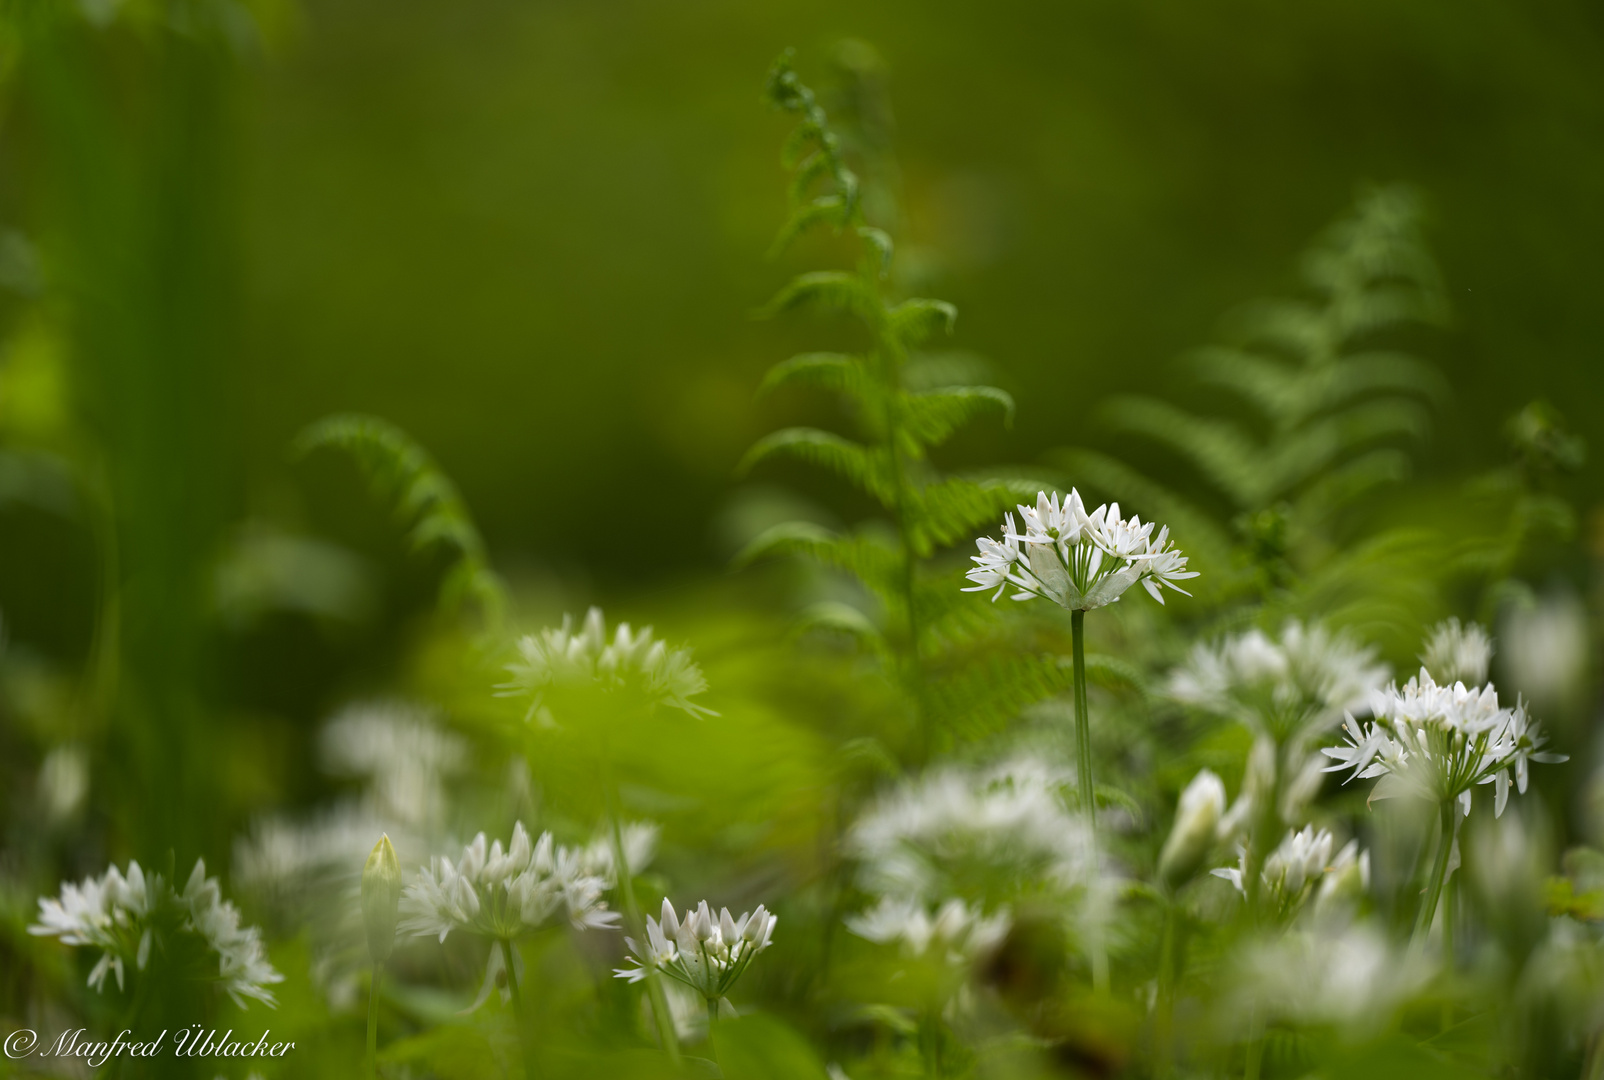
[501,938,538,1080]
[367,964,381,1080]
[609,814,682,1063]
[1070,610,1109,993]
[1413,800,1456,946]
[706,995,720,1060]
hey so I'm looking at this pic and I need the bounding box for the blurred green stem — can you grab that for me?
[1243,1011,1264,1080]
[1156,901,1179,1075]
[706,996,720,1059]
[1414,800,1456,947]
[1070,610,1109,992]
[500,938,538,1080]
[367,964,381,1080]
[601,751,682,1063]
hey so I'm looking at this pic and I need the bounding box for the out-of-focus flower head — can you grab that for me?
[319,700,467,829]
[1169,621,1388,742]
[29,859,283,1008]
[846,896,1011,964]
[847,758,1098,907]
[500,607,715,720]
[963,490,1197,609]
[399,822,620,943]
[615,898,777,1001]
[1322,669,1566,817]
[1158,769,1227,889]
[580,822,659,886]
[1225,923,1433,1035]
[1420,617,1493,686]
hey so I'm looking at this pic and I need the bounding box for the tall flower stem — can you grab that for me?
[366,964,382,1080]
[1070,609,1109,993]
[705,996,720,1060]
[500,938,538,1080]
[1413,800,1456,946]
[600,748,682,1064]
[1071,610,1095,832]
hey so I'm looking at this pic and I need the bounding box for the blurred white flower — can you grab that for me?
[1420,617,1493,686]
[1321,669,1566,817]
[1158,769,1226,889]
[500,607,715,719]
[399,822,619,943]
[580,822,659,885]
[846,896,1010,963]
[1228,923,1433,1033]
[1169,621,1388,741]
[319,701,466,830]
[847,758,1097,904]
[30,859,283,1007]
[38,744,88,824]
[1502,591,1589,712]
[615,898,777,1002]
[963,490,1196,609]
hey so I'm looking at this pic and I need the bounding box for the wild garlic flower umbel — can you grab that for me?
[1420,617,1493,686]
[964,490,1196,608]
[1169,621,1389,742]
[846,897,1010,964]
[30,859,283,1007]
[1213,827,1368,914]
[1322,669,1566,818]
[399,823,620,944]
[501,606,714,720]
[615,899,776,1004]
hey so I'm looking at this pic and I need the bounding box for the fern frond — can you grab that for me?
[757,352,872,405]
[1100,397,1264,508]
[792,600,888,655]
[768,196,851,258]
[1292,448,1411,525]
[905,475,1035,554]
[1321,351,1449,410]
[886,298,957,349]
[900,385,1013,446]
[926,653,1074,743]
[738,427,896,505]
[734,521,902,595]
[1262,398,1430,498]
[756,271,876,321]
[293,413,505,628]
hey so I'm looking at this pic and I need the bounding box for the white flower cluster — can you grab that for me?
[964,490,1196,609]
[30,859,283,1007]
[1420,617,1493,686]
[1213,828,1369,912]
[399,823,620,943]
[846,897,1010,963]
[615,899,777,1001]
[1322,669,1566,816]
[847,758,1095,903]
[501,607,714,719]
[1169,621,1389,739]
[319,700,467,829]
[1228,924,1433,1034]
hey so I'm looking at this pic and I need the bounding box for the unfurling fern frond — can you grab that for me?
[740,52,1045,759]
[1058,185,1448,599]
[293,412,505,630]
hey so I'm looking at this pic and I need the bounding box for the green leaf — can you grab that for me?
[714,1013,826,1080]
[756,270,875,321]
[899,384,1014,449]
[734,520,901,594]
[906,474,1035,554]
[738,427,896,504]
[886,297,957,348]
[757,352,872,407]
[768,194,850,257]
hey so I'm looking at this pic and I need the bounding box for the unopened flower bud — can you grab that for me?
[362,834,402,964]
[1159,769,1226,889]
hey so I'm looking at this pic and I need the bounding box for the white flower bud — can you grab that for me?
[1159,769,1226,888]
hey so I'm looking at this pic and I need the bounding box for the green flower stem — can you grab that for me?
[608,813,682,1063]
[1071,610,1095,831]
[705,996,720,1060]
[1070,609,1109,993]
[1414,800,1456,947]
[501,938,538,1080]
[367,964,381,1080]
[1156,901,1181,1076]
